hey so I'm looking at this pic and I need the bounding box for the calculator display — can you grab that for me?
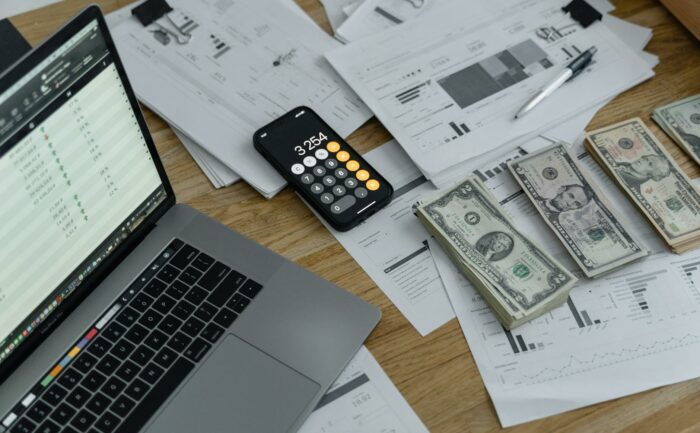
[254,107,393,231]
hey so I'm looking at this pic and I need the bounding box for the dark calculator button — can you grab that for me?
[226,293,250,313]
[70,409,97,430]
[57,369,83,390]
[167,332,192,352]
[152,294,177,315]
[322,175,336,186]
[124,379,150,401]
[354,187,368,198]
[138,363,165,385]
[88,337,113,358]
[198,262,230,291]
[101,377,127,399]
[110,340,135,361]
[181,317,205,338]
[179,267,202,286]
[116,360,141,382]
[124,323,149,344]
[334,168,348,179]
[10,418,35,433]
[145,329,168,351]
[169,244,199,269]
[82,370,107,392]
[330,195,357,214]
[94,412,120,433]
[50,403,76,424]
[129,345,155,365]
[156,264,179,284]
[26,401,52,423]
[207,270,245,307]
[213,308,238,328]
[110,396,135,418]
[332,185,346,196]
[184,338,211,363]
[239,279,262,299]
[86,393,111,416]
[130,293,154,313]
[201,323,225,344]
[95,352,121,376]
[194,302,217,322]
[66,386,91,408]
[138,309,164,329]
[345,177,358,188]
[36,419,60,433]
[172,301,195,321]
[153,347,178,369]
[310,183,323,194]
[115,307,140,328]
[184,287,208,306]
[157,315,182,335]
[74,352,98,374]
[192,253,214,272]
[143,280,166,298]
[324,158,338,169]
[313,166,326,176]
[166,280,189,299]
[43,385,68,406]
[320,193,334,204]
[300,173,315,184]
[103,322,127,343]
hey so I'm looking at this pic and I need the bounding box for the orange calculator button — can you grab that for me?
[326,141,341,152]
[366,180,380,191]
[346,160,360,171]
[336,151,350,162]
[356,170,370,181]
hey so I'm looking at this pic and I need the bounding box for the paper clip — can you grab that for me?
[132,0,192,45]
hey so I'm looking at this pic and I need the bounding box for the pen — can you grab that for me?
[514,46,597,119]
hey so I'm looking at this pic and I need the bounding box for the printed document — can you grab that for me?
[326,0,654,181]
[111,0,372,197]
[300,346,429,433]
[429,145,700,426]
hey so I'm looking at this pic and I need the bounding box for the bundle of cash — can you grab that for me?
[508,143,649,277]
[414,176,577,329]
[652,94,700,165]
[585,118,700,254]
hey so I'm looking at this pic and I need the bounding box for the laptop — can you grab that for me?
[0,6,380,433]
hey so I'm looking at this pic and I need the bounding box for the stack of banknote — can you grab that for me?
[652,94,700,165]
[585,118,700,254]
[414,177,577,328]
[508,143,649,277]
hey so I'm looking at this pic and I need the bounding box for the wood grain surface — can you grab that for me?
[8,0,700,431]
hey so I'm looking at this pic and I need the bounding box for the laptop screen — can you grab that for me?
[0,18,168,365]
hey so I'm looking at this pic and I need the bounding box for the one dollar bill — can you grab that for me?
[652,94,700,165]
[508,143,648,277]
[585,118,700,253]
[415,176,576,328]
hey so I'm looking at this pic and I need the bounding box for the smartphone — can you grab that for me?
[254,107,393,231]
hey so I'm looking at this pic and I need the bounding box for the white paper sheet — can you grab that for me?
[110,0,372,198]
[174,128,241,188]
[326,0,654,181]
[319,141,455,336]
[336,0,442,42]
[299,346,429,433]
[426,148,700,427]
[0,0,60,19]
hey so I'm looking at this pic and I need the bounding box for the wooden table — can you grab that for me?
[8,1,700,431]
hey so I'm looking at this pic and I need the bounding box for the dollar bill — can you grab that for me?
[585,118,700,253]
[415,176,576,327]
[508,143,648,277]
[652,94,700,165]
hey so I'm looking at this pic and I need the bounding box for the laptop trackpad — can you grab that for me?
[145,334,320,433]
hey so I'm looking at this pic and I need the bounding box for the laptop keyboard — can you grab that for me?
[1,239,264,433]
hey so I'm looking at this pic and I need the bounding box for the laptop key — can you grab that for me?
[101,377,126,399]
[181,317,205,338]
[94,412,120,433]
[9,418,35,433]
[110,340,135,360]
[207,270,245,307]
[194,302,217,322]
[82,370,107,393]
[114,358,194,433]
[57,369,83,390]
[116,360,141,382]
[167,332,192,352]
[26,401,51,423]
[165,280,188,300]
[144,329,168,351]
[169,244,199,269]
[124,379,150,401]
[172,301,195,321]
[138,310,164,329]
[198,262,230,292]
[115,307,140,328]
[157,315,182,335]
[156,264,179,284]
[110,396,135,418]
[213,308,238,328]
[43,385,67,406]
[200,323,225,344]
[226,293,251,314]
[86,393,111,416]
[153,347,177,369]
[62,427,79,433]
[49,403,76,424]
[70,409,96,430]
[239,279,263,299]
[66,386,91,409]
[143,280,167,298]
[179,267,202,286]
[184,338,211,363]
[191,253,214,272]
[139,363,165,385]
[152,295,176,315]
[130,345,155,365]
[102,322,127,343]
[183,286,207,306]
[130,293,154,313]
[36,419,60,433]
[124,323,149,345]
[96,354,121,376]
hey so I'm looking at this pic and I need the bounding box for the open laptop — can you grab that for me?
[0,6,380,433]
